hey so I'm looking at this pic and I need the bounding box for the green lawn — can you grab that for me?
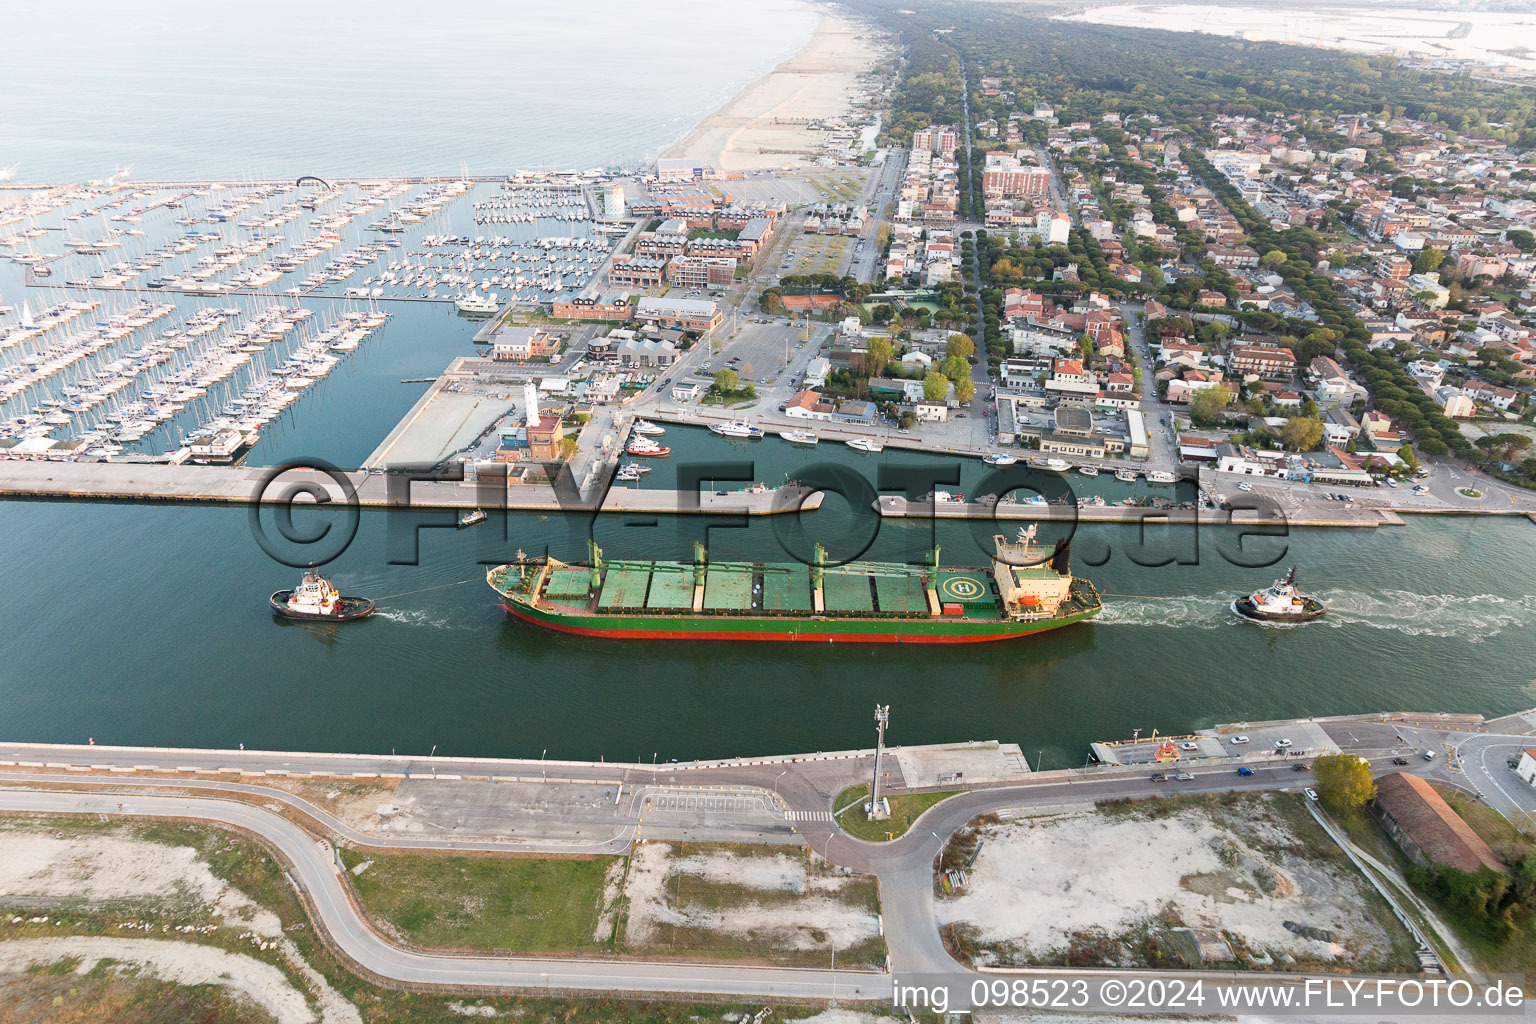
[341,848,618,953]
[833,784,957,842]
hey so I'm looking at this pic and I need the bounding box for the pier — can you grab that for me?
[0,460,820,515]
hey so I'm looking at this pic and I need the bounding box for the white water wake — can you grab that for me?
[1098,590,1536,641]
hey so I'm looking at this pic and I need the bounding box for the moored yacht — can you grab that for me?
[709,419,763,439]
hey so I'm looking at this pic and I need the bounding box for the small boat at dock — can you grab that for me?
[982,452,1018,466]
[846,437,884,453]
[632,419,665,436]
[459,508,488,528]
[270,571,374,622]
[626,436,670,457]
[1077,465,1100,477]
[779,429,819,446]
[1146,470,1177,484]
[1115,469,1139,482]
[710,419,763,439]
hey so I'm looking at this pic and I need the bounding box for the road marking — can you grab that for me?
[785,810,833,821]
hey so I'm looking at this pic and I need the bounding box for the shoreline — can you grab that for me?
[662,8,885,173]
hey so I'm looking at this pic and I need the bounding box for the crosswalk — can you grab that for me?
[785,810,833,821]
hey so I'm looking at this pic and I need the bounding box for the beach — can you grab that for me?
[663,11,884,172]
[1059,4,1536,68]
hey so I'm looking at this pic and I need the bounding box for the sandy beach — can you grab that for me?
[664,11,883,172]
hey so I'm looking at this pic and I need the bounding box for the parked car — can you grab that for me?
[1423,750,1436,761]
[1305,788,1319,801]
[1236,766,1255,776]
[1236,482,1253,492]
[1179,741,1198,751]
[1229,735,1250,745]
[1392,757,1410,766]
[1274,738,1293,748]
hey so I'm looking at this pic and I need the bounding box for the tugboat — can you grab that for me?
[1232,567,1326,623]
[270,571,375,621]
[458,508,488,528]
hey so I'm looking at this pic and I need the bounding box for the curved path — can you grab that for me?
[0,788,879,999]
[0,749,1439,1005]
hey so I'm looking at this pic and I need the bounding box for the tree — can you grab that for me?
[1188,385,1233,426]
[862,336,894,377]
[922,372,950,402]
[941,355,970,382]
[1280,416,1325,451]
[713,368,739,394]
[870,303,895,325]
[1413,248,1445,275]
[954,378,975,404]
[946,333,975,360]
[1313,754,1376,815]
[1261,249,1288,268]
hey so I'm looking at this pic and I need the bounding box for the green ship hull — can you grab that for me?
[487,535,1102,644]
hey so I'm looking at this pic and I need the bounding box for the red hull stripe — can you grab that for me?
[502,603,1051,644]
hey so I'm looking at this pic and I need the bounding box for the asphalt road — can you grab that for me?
[0,788,873,999]
[1,723,1523,1005]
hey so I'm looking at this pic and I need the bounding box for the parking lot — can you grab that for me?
[780,233,852,277]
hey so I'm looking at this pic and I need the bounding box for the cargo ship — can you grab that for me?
[486,526,1101,643]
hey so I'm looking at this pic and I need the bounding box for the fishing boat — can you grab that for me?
[1146,470,1177,484]
[1115,469,1139,482]
[1077,465,1100,477]
[846,437,884,453]
[488,528,1102,644]
[982,452,1018,466]
[269,571,374,622]
[779,429,819,446]
[615,463,649,482]
[632,419,665,436]
[459,508,488,528]
[710,419,763,439]
[625,436,670,457]
[1041,458,1071,473]
[1232,567,1326,624]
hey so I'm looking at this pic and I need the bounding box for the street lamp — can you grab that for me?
[869,704,890,819]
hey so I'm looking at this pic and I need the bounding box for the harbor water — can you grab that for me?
[2,489,1533,767]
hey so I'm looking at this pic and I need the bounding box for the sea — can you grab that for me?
[0,0,819,182]
[2,0,1536,767]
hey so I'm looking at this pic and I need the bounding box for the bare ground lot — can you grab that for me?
[938,793,1419,973]
[0,819,360,1024]
[621,842,885,967]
